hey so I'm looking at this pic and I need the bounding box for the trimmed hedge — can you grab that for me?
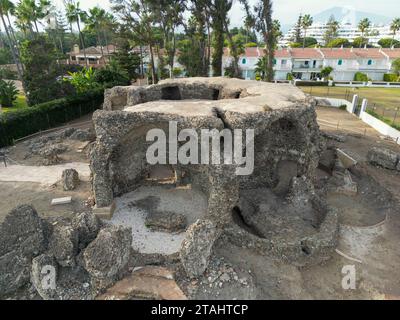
[0,90,104,147]
[354,72,368,82]
[383,73,399,82]
[295,81,329,87]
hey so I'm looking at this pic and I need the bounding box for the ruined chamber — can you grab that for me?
[90,77,338,271]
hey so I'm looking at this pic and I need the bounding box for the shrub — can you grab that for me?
[0,80,18,107]
[0,90,104,147]
[326,38,351,48]
[383,73,399,82]
[0,67,18,80]
[321,66,334,78]
[65,67,101,94]
[378,38,400,48]
[339,104,347,110]
[295,81,329,87]
[245,42,257,47]
[93,67,130,89]
[172,67,183,77]
[286,73,294,81]
[354,72,368,82]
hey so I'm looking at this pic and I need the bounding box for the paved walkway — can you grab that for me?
[0,162,90,185]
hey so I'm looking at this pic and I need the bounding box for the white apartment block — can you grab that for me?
[279,22,400,47]
[222,47,400,82]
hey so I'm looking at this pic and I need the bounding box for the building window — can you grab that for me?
[71,56,76,61]
[281,59,287,65]
[273,59,277,65]
[368,59,373,65]
[242,58,246,64]
[338,59,343,65]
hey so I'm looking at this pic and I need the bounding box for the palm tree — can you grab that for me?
[390,18,400,47]
[84,7,107,60]
[301,14,313,48]
[0,0,23,80]
[358,18,371,48]
[65,1,88,67]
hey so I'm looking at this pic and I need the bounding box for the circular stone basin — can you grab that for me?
[110,185,207,255]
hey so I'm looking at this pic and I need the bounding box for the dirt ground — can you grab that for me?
[1,108,400,300]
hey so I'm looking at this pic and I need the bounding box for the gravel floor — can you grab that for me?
[111,185,208,255]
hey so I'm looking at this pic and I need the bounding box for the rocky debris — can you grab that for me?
[69,129,95,142]
[145,211,187,233]
[39,143,68,165]
[48,223,79,267]
[337,148,357,169]
[367,147,399,170]
[31,253,93,300]
[180,219,219,278]
[72,212,101,249]
[186,256,256,300]
[0,204,136,300]
[82,225,132,290]
[321,131,347,143]
[331,159,358,196]
[0,205,46,295]
[97,266,187,300]
[61,168,80,191]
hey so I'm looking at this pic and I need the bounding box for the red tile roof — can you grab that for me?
[289,48,323,59]
[275,48,291,58]
[319,48,358,59]
[381,48,400,59]
[352,48,386,59]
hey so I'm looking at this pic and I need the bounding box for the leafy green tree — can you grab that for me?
[301,14,313,48]
[111,0,159,83]
[293,14,302,43]
[390,18,400,47]
[324,15,339,45]
[0,47,12,64]
[150,0,184,78]
[326,38,350,48]
[20,35,73,105]
[0,0,24,81]
[93,63,130,88]
[392,58,400,76]
[240,0,275,82]
[209,0,233,76]
[177,13,208,77]
[112,40,140,80]
[378,38,400,48]
[358,18,371,48]
[352,36,369,48]
[321,66,333,79]
[0,79,18,107]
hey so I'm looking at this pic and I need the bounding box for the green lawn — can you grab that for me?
[1,94,28,113]
[300,86,400,125]
[300,86,400,110]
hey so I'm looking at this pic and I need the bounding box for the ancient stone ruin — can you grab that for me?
[91,77,339,274]
[0,77,343,300]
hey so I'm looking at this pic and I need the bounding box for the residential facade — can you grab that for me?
[67,44,117,68]
[222,47,400,81]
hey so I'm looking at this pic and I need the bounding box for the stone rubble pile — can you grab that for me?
[0,205,132,300]
[367,147,400,171]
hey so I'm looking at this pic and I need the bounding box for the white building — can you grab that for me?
[279,22,400,47]
[222,47,400,81]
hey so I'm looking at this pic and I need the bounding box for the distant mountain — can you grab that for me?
[313,6,393,25]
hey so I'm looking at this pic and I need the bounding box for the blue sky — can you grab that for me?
[52,0,399,26]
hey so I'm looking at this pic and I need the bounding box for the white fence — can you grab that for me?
[360,111,400,145]
[315,94,400,145]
